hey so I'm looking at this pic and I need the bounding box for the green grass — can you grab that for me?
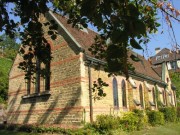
[0,57,13,76]
[1,123,180,135]
[0,130,39,135]
[128,122,180,135]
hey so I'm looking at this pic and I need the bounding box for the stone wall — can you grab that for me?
[7,14,176,128]
[81,62,168,122]
[7,16,83,128]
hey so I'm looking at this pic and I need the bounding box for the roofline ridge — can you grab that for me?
[48,10,82,49]
[52,10,99,35]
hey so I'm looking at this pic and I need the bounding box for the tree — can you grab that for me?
[0,0,180,77]
[170,72,180,106]
[0,34,20,60]
[0,58,12,103]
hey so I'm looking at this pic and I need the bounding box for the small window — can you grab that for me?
[25,45,51,95]
[170,91,174,105]
[122,80,127,108]
[170,61,176,69]
[113,78,119,109]
[162,89,166,105]
[139,84,144,108]
[152,88,156,104]
[166,78,169,83]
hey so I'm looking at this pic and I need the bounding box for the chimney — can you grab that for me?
[176,49,179,54]
[148,58,152,64]
[155,47,160,54]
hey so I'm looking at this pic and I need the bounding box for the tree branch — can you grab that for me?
[149,0,180,22]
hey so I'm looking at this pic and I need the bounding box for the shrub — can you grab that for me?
[0,124,6,130]
[177,107,180,120]
[159,107,177,122]
[120,112,139,131]
[6,124,18,131]
[133,109,148,130]
[18,124,34,133]
[146,110,164,126]
[93,115,120,132]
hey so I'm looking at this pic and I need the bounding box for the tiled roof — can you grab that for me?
[53,12,97,55]
[151,48,180,65]
[152,65,162,78]
[129,52,161,81]
[52,12,162,82]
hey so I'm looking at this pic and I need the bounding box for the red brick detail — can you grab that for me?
[9,55,80,80]
[47,39,68,51]
[9,73,25,80]
[8,76,87,96]
[51,55,80,66]
[50,77,82,88]
[9,123,80,129]
[8,106,84,114]
[52,42,67,51]
[7,106,128,115]
[13,63,20,66]
[8,89,26,96]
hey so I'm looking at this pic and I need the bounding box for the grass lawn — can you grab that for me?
[0,123,180,135]
[0,130,39,135]
[128,122,180,135]
[0,57,13,76]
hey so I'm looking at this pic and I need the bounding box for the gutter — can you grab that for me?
[85,55,106,65]
[128,71,167,87]
[85,55,167,86]
[87,62,93,123]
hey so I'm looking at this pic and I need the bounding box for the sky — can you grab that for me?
[1,1,180,59]
[135,0,180,58]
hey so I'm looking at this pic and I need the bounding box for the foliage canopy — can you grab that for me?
[0,58,13,103]
[0,34,20,60]
[0,0,180,78]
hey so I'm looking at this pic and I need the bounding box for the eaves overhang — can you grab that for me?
[85,55,167,87]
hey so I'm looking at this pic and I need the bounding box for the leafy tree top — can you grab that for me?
[0,0,180,78]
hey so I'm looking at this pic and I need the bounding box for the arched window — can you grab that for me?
[122,80,127,108]
[152,88,156,104]
[162,89,166,105]
[139,84,144,108]
[166,77,169,83]
[113,78,119,109]
[170,91,173,104]
[27,44,51,95]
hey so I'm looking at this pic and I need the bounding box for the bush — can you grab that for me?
[120,112,139,131]
[159,107,177,122]
[18,124,34,133]
[92,115,120,132]
[177,107,180,120]
[146,110,164,126]
[6,124,18,131]
[0,124,6,130]
[133,109,148,130]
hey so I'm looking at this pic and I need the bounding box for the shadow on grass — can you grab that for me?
[0,130,39,135]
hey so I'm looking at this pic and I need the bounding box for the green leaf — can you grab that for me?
[128,4,139,17]
[130,39,142,50]
[134,20,146,35]
[48,31,54,35]
[51,34,57,40]
[130,54,140,62]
